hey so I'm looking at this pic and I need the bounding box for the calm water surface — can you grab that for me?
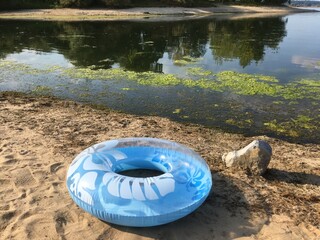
[0,12,319,143]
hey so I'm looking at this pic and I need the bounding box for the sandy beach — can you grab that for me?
[0,91,319,239]
[0,5,313,21]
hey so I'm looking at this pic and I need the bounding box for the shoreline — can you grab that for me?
[0,91,319,239]
[0,5,315,21]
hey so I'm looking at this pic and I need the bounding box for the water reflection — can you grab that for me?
[6,49,74,69]
[0,17,287,72]
[209,18,286,67]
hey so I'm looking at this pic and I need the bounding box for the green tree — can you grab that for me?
[0,0,57,10]
[98,0,131,7]
[58,0,95,7]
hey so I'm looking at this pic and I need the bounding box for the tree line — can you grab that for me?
[0,0,287,10]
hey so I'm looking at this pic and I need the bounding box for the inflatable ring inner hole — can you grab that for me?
[118,169,164,178]
[112,159,168,178]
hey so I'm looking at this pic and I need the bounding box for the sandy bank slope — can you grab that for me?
[0,92,319,239]
[0,5,312,21]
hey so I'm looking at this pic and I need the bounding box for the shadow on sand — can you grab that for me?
[264,168,320,186]
[100,172,271,240]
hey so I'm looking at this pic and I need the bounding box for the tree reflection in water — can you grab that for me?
[0,17,287,71]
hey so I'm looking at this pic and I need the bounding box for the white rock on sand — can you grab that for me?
[222,140,272,175]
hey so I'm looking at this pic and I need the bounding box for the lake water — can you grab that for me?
[0,12,319,143]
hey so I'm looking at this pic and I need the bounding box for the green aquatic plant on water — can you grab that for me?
[298,78,320,87]
[173,56,201,66]
[31,85,52,95]
[293,115,317,130]
[135,72,181,86]
[263,114,318,138]
[272,100,284,105]
[263,119,299,138]
[173,59,191,66]
[225,115,254,129]
[215,71,281,96]
[187,67,213,77]
[0,60,33,72]
[1,60,319,101]
[173,108,181,114]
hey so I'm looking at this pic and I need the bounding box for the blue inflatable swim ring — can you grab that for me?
[66,138,212,227]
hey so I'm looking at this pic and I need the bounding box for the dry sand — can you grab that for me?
[0,5,313,21]
[0,92,319,239]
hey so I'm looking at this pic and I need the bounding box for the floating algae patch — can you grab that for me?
[62,66,183,86]
[226,118,254,129]
[173,108,182,114]
[263,114,318,139]
[272,100,284,105]
[281,78,320,100]
[1,60,320,101]
[293,115,317,130]
[298,78,320,87]
[215,71,281,96]
[0,60,61,75]
[31,85,52,95]
[135,72,181,86]
[174,60,191,66]
[173,56,201,66]
[264,120,299,138]
[225,111,255,129]
[223,111,319,141]
[0,60,47,78]
[187,67,213,77]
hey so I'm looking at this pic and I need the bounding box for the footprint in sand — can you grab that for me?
[19,150,29,155]
[12,167,37,188]
[1,210,16,221]
[0,143,13,155]
[96,228,116,240]
[3,158,18,165]
[50,162,64,173]
[54,212,71,240]
[0,210,17,235]
[1,148,17,167]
